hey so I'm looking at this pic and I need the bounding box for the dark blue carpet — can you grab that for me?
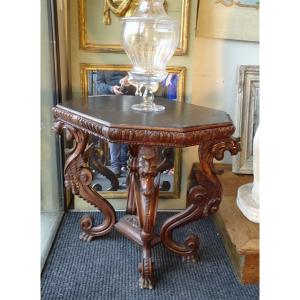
[41,212,259,300]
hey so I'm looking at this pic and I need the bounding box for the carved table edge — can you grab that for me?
[53,107,236,147]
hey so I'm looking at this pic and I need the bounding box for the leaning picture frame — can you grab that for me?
[80,63,186,199]
[78,0,190,55]
[232,65,259,174]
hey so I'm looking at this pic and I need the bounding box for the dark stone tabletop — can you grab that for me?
[56,96,233,132]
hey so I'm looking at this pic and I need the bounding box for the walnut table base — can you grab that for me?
[53,96,240,289]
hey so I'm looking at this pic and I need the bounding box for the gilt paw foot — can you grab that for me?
[79,232,95,242]
[182,252,200,263]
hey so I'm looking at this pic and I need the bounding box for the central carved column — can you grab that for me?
[136,146,160,289]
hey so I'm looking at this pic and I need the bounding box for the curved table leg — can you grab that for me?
[136,146,160,289]
[160,137,240,261]
[53,121,117,242]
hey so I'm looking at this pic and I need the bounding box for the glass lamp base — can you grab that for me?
[131,102,165,112]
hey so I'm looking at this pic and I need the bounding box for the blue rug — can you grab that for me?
[41,212,259,299]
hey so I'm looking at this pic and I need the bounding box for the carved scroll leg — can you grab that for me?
[136,146,160,289]
[53,121,117,242]
[160,137,240,262]
[78,180,116,242]
[160,203,202,263]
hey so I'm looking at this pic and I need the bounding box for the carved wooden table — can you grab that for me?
[52,96,240,289]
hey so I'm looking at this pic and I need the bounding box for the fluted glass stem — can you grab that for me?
[131,85,165,112]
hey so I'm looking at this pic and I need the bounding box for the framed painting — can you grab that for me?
[232,65,259,174]
[196,0,259,42]
[80,63,186,198]
[79,0,190,55]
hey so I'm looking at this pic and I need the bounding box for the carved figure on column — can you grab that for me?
[136,146,160,289]
[52,121,116,242]
[160,137,240,262]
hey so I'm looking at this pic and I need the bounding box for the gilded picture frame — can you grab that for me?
[79,0,190,55]
[80,63,186,199]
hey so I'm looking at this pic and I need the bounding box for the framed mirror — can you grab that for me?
[80,63,186,199]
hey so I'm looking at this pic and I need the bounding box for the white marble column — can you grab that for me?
[236,126,260,223]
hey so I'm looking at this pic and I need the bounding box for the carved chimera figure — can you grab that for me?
[161,137,240,262]
[52,121,116,242]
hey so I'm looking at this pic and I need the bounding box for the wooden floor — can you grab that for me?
[189,163,259,284]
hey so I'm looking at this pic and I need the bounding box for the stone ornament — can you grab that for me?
[236,126,260,223]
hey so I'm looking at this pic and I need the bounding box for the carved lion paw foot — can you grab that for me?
[138,259,155,289]
[79,232,95,242]
[182,252,200,263]
[139,276,154,289]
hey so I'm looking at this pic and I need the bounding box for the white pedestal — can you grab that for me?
[236,183,259,223]
[236,126,260,224]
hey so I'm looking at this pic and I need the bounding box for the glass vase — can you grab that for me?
[121,0,179,112]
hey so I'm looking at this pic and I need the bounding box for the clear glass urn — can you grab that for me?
[121,0,179,112]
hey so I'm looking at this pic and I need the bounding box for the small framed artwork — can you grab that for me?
[78,0,190,55]
[232,65,259,174]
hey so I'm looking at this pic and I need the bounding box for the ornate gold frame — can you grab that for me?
[78,0,190,55]
[80,63,185,198]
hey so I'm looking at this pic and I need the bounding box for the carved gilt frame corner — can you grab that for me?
[78,0,190,55]
[232,65,259,174]
[80,63,186,199]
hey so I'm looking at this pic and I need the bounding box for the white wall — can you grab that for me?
[192,37,259,118]
[186,37,259,164]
